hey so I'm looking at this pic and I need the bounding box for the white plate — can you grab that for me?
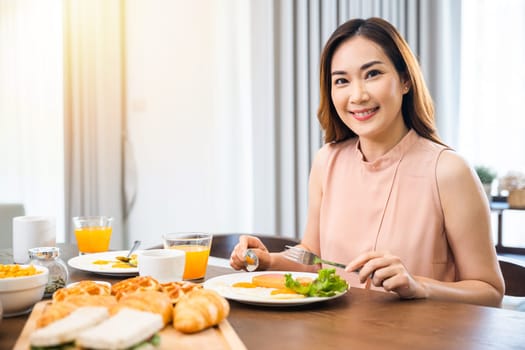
[67,251,140,276]
[203,271,348,307]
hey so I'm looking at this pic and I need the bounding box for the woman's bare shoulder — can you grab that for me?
[436,150,483,208]
[436,149,474,184]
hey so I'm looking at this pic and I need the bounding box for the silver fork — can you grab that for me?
[283,245,347,269]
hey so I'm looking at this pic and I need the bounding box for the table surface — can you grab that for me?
[2,246,525,350]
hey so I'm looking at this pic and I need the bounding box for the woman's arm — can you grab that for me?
[422,150,504,306]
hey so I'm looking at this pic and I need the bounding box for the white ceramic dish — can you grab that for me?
[203,271,348,307]
[137,249,185,283]
[67,251,140,276]
[0,264,49,317]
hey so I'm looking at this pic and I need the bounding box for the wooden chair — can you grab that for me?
[210,233,300,259]
[498,256,525,297]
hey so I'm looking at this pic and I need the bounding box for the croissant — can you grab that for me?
[110,290,172,325]
[173,289,230,334]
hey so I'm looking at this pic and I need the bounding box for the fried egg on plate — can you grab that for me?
[213,282,305,300]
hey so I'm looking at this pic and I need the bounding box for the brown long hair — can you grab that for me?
[317,17,445,146]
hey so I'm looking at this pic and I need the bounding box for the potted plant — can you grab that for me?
[475,165,497,201]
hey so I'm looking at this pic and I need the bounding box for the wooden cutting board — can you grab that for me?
[14,301,246,350]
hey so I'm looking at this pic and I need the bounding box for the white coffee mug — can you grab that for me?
[12,216,56,264]
[138,249,185,283]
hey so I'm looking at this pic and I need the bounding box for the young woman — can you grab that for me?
[230,17,504,307]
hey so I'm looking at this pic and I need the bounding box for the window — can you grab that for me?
[459,0,525,178]
[0,0,65,240]
[459,0,525,252]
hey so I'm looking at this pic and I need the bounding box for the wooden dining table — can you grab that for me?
[1,245,525,350]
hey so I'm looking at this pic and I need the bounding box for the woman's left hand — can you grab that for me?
[345,251,425,299]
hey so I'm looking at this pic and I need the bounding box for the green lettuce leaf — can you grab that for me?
[284,268,348,297]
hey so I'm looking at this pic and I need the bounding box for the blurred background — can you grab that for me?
[1,0,524,250]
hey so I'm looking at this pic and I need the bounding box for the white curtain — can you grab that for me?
[0,0,65,240]
[63,0,124,248]
[247,0,461,239]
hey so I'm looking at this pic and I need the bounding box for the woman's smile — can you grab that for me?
[350,106,379,121]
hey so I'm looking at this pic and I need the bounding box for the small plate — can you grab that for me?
[203,271,348,307]
[67,251,140,276]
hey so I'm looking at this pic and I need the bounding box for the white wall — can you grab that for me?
[125,0,255,248]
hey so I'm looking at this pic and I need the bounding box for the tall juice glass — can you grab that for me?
[162,232,212,280]
[72,216,113,255]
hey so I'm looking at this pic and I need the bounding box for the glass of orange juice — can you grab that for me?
[162,232,212,280]
[72,216,113,255]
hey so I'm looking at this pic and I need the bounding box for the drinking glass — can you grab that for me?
[72,216,113,255]
[162,232,212,280]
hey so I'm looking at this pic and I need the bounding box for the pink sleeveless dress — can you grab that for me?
[316,130,456,289]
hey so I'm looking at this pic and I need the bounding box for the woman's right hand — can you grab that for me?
[229,235,270,271]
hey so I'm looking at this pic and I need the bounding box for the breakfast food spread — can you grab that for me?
[111,275,162,300]
[30,306,109,347]
[174,288,230,334]
[251,273,313,289]
[284,268,348,297]
[231,268,349,299]
[231,273,313,299]
[161,280,203,304]
[76,308,163,349]
[37,294,117,328]
[92,253,138,268]
[251,273,291,289]
[29,275,230,348]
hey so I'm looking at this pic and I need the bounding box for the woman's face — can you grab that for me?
[330,36,408,141]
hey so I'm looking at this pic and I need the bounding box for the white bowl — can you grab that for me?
[0,264,48,317]
[138,249,186,283]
